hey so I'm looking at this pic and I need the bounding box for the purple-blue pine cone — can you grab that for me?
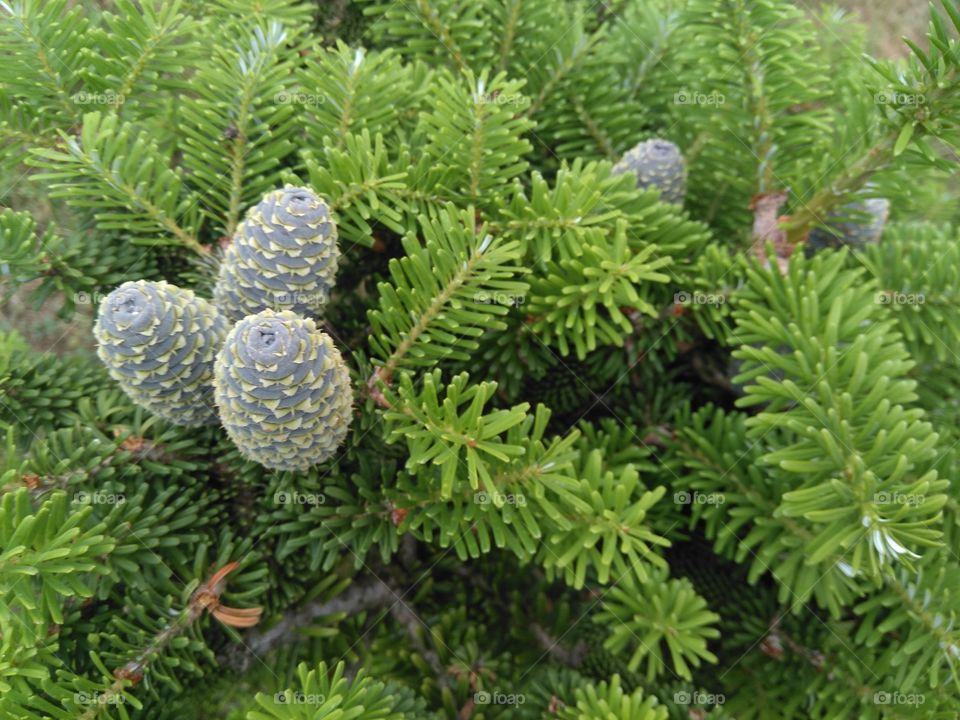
[214,186,339,322]
[213,309,353,471]
[613,139,687,205]
[95,280,228,426]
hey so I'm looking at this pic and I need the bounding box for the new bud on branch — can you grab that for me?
[213,309,353,471]
[214,185,340,322]
[94,280,228,426]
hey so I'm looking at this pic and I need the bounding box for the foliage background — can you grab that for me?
[4,0,960,717]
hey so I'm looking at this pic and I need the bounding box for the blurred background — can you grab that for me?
[827,0,927,58]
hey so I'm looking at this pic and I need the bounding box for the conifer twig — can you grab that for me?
[77,563,258,719]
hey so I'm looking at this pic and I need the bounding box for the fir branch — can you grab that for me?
[785,1,960,241]
[383,370,529,498]
[784,136,893,243]
[419,69,533,204]
[0,0,84,120]
[496,0,523,72]
[523,28,601,120]
[28,112,204,252]
[178,19,299,237]
[76,563,260,720]
[84,0,198,110]
[414,0,468,72]
[568,93,618,160]
[367,205,528,380]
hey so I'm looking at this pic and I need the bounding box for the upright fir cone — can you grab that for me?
[806,197,890,252]
[213,309,353,471]
[214,186,339,322]
[95,280,228,426]
[612,138,687,205]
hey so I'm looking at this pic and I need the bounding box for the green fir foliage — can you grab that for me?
[1,1,960,719]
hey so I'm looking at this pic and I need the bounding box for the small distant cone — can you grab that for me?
[613,139,687,205]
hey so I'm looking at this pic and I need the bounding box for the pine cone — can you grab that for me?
[214,186,339,322]
[613,139,686,205]
[95,280,228,426]
[806,197,890,252]
[214,309,353,471]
